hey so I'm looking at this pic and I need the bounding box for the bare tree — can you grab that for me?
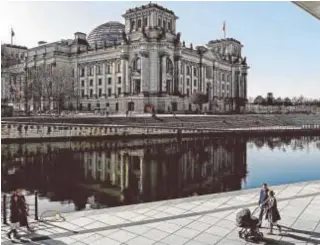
[27,64,76,113]
[190,92,208,113]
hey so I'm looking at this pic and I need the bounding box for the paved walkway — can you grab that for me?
[1,180,320,245]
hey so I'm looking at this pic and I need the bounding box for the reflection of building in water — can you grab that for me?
[77,138,247,205]
[3,136,319,210]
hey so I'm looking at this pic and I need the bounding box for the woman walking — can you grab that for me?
[6,190,20,241]
[16,189,33,232]
[265,190,282,234]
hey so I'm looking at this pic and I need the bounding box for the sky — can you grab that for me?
[1,1,320,99]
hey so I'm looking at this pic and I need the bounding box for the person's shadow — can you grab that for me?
[10,236,68,245]
[279,225,320,244]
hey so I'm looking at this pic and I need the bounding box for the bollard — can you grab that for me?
[2,194,7,225]
[34,191,39,220]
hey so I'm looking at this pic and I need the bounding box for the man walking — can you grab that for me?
[258,183,269,227]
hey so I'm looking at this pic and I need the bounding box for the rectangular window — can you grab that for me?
[81,68,85,77]
[222,83,225,90]
[98,78,102,85]
[106,65,111,74]
[90,89,93,98]
[115,103,119,112]
[187,78,190,86]
[90,79,93,86]
[137,19,142,28]
[99,88,102,97]
[168,20,172,31]
[118,77,121,84]
[143,18,148,26]
[194,80,197,87]
[163,20,166,28]
[186,89,190,96]
[194,68,197,76]
[89,67,93,76]
[158,18,161,27]
[96,65,101,75]
[118,87,121,95]
[117,63,121,73]
[81,90,85,98]
[81,80,85,87]
[108,88,112,97]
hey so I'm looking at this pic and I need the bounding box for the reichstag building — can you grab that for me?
[1,3,249,114]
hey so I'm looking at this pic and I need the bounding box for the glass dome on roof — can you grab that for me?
[87,21,125,47]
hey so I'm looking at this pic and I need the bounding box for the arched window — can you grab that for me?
[222,73,225,81]
[133,58,141,71]
[186,66,190,75]
[137,19,142,28]
[168,20,172,31]
[166,58,173,75]
[130,21,135,31]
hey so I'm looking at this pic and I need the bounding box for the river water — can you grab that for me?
[1,135,320,215]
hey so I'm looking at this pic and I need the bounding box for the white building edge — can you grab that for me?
[1,3,249,114]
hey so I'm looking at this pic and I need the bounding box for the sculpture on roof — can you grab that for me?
[190,43,193,50]
[142,27,149,41]
[242,56,247,65]
[182,41,185,47]
[174,32,181,47]
[122,30,128,44]
[157,28,166,41]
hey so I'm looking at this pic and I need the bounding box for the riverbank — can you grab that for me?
[2,180,319,245]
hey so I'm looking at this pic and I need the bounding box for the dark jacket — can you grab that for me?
[18,195,29,227]
[9,194,20,223]
[259,188,269,207]
[265,197,281,223]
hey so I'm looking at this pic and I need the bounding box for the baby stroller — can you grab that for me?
[236,208,264,241]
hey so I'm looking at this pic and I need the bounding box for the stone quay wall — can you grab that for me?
[1,121,320,143]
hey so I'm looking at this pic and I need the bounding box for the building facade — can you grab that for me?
[1,3,249,114]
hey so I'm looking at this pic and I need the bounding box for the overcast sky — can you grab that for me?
[1,1,319,99]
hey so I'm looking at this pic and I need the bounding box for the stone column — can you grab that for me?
[85,66,88,96]
[177,59,181,93]
[140,51,149,94]
[125,60,129,94]
[162,56,167,93]
[113,61,117,97]
[149,49,160,93]
[93,65,97,98]
[102,63,106,97]
[121,58,126,95]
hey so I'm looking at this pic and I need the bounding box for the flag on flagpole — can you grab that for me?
[222,21,226,39]
[11,28,15,45]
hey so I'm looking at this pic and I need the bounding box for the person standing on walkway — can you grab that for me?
[258,183,269,227]
[7,190,20,241]
[16,189,33,232]
[265,190,281,234]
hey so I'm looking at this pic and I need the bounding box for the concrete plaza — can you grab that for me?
[1,180,320,245]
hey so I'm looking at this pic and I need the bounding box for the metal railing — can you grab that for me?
[1,192,38,225]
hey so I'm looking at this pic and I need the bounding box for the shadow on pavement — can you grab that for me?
[280,225,320,238]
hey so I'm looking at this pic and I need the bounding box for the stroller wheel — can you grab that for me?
[258,232,264,238]
[238,231,242,238]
